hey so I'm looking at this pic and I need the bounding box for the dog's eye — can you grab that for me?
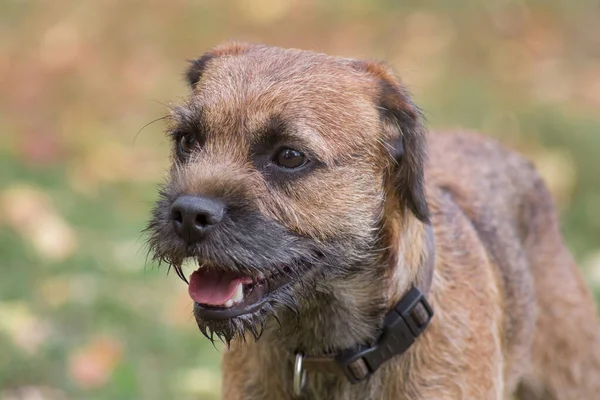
[274,148,308,169]
[178,134,197,156]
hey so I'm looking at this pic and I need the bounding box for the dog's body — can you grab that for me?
[147,43,600,399]
[222,131,600,400]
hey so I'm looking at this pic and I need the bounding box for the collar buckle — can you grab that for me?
[334,287,434,384]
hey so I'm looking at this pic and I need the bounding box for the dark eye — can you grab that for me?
[178,134,197,156]
[274,148,308,169]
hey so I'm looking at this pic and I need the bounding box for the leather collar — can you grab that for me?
[293,224,436,395]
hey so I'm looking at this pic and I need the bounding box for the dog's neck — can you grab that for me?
[265,214,434,355]
[241,215,435,399]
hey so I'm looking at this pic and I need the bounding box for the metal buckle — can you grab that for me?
[293,353,307,398]
[335,287,433,384]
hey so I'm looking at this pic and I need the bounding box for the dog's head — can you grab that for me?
[146,43,429,349]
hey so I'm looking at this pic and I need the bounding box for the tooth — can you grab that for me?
[224,299,234,308]
[231,282,244,303]
[258,272,265,281]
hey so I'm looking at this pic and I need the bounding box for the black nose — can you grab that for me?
[170,195,225,243]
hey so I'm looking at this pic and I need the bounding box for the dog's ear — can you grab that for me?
[352,60,430,223]
[186,42,256,88]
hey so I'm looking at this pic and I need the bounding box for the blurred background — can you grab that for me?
[1,0,599,399]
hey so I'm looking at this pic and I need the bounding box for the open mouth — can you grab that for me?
[188,264,295,320]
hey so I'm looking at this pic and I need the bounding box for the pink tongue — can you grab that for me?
[188,269,242,305]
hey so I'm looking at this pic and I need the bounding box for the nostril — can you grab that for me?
[171,209,183,224]
[195,213,209,227]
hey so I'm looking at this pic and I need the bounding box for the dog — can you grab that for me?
[146,42,600,399]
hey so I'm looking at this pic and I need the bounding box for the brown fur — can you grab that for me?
[148,42,600,399]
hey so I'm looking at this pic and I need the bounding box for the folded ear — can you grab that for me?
[352,60,430,223]
[186,42,256,88]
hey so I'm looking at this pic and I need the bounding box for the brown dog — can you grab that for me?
[146,42,600,399]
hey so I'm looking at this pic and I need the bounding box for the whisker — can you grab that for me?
[133,115,168,145]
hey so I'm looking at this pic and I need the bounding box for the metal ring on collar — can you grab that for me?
[293,353,307,397]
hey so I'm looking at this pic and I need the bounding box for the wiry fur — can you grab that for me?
[145,42,600,399]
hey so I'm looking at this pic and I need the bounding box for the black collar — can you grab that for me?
[293,225,435,393]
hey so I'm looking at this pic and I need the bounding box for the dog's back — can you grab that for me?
[427,131,600,398]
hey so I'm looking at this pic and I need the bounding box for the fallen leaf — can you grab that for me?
[38,274,99,309]
[173,367,221,397]
[0,386,68,400]
[0,302,50,354]
[1,185,77,262]
[68,336,123,389]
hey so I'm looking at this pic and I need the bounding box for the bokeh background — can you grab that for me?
[1,1,599,399]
